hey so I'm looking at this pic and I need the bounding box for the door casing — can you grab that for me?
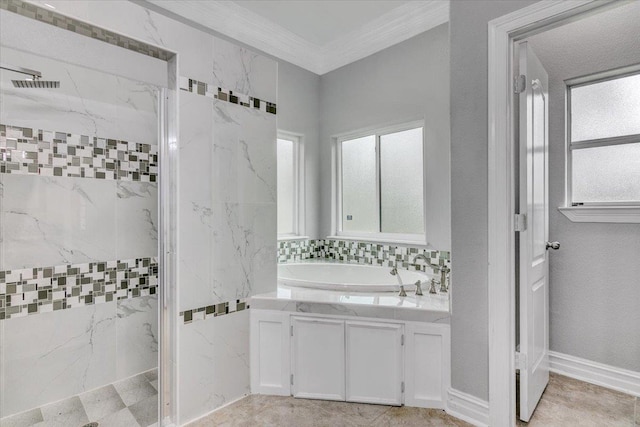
[487,1,620,426]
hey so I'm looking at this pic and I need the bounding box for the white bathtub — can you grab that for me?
[277,262,432,292]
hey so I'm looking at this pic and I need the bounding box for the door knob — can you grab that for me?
[546,241,560,250]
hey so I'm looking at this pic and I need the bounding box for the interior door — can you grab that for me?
[518,41,550,422]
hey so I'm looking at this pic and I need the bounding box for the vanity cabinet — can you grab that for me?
[250,309,450,409]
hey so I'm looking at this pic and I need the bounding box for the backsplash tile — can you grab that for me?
[0,257,158,320]
[278,238,450,273]
[0,124,158,182]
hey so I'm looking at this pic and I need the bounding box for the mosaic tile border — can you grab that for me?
[278,238,451,273]
[179,77,277,115]
[0,124,158,182]
[0,0,173,61]
[0,257,158,320]
[179,299,249,325]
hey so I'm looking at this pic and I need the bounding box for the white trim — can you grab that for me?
[325,235,429,248]
[277,131,306,238]
[446,388,489,427]
[549,351,640,397]
[558,206,640,223]
[146,1,448,75]
[487,2,615,426]
[180,393,249,426]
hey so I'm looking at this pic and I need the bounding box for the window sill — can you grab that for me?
[277,235,310,242]
[558,206,640,223]
[326,235,429,248]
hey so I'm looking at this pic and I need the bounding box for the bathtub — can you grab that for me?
[277,262,432,292]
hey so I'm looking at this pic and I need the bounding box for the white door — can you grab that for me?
[518,41,551,422]
[291,317,345,401]
[345,321,403,405]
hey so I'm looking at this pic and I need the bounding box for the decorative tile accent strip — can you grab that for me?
[179,77,277,115]
[0,0,174,61]
[0,257,158,320]
[0,124,158,182]
[322,239,450,273]
[277,238,450,273]
[179,299,249,325]
[278,239,324,263]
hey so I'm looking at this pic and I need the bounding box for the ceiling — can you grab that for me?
[147,0,449,75]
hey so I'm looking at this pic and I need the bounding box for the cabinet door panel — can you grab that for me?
[346,321,403,405]
[292,317,345,400]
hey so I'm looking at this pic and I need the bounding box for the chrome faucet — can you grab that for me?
[390,267,407,297]
[412,254,450,293]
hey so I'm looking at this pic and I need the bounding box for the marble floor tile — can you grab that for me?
[517,373,636,427]
[371,407,471,427]
[128,395,159,427]
[187,373,636,427]
[0,408,44,427]
[306,399,391,425]
[79,384,126,422]
[37,396,89,427]
[96,407,141,427]
[113,373,158,406]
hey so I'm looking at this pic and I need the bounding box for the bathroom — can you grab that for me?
[0,1,638,427]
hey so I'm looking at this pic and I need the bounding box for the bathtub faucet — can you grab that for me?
[412,254,450,293]
[389,267,407,297]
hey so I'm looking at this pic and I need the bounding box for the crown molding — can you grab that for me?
[318,1,449,74]
[146,0,449,75]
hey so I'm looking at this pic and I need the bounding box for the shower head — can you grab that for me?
[12,79,60,88]
[1,63,60,89]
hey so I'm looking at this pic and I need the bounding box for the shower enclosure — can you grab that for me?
[0,5,176,425]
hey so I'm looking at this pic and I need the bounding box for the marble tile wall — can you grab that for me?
[0,30,160,419]
[1,2,278,424]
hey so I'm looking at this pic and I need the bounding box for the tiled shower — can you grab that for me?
[0,0,278,426]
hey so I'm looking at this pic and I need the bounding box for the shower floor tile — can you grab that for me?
[0,369,158,427]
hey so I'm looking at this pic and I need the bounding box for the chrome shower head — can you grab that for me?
[11,79,60,88]
[1,63,60,89]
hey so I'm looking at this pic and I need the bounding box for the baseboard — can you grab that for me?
[181,393,248,426]
[549,351,640,397]
[446,388,489,427]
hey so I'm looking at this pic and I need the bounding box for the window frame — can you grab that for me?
[565,65,640,208]
[332,120,427,244]
[277,131,306,240]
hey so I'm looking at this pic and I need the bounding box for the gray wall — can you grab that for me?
[319,24,451,251]
[527,3,640,372]
[277,62,322,239]
[450,0,537,400]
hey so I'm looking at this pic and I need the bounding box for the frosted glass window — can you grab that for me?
[341,135,377,232]
[380,128,424,233]
[277,138,295,234]
[570,73,640,142]
[572,142,640,203]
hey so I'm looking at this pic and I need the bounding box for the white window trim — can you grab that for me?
[277,131,306,239]
[562,65,640,223]
[331,120,428,244]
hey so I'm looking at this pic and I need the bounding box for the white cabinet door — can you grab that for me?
[345,321,403,405]
[404,323,450,409]
[250,310,291,395]
[291,317,345,401]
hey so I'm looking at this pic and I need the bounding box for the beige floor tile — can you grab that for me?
[371,407,472,427]
[517,373,635,427]
[305,399,391,424]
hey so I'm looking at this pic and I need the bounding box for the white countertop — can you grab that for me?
[255,285,450,312]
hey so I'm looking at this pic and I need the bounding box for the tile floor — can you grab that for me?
[0,369,158,427]
[188,373,639,427]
